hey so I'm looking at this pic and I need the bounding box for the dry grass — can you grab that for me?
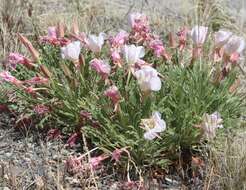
[0,0,30,59]
[204,131,246,190]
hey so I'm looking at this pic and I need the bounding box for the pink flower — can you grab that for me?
[112,149,123,162]
[128,13,150,33]
[149,39,165,57]
[24,87,37,97]
[8,53,27,68]
[90,58,111,79]
[39,36,58,45]
[39,27,58,44]
[47,26,57,38]
[47,128,61,140]
[229,53,240,64]
[59,38,71,46]
[90,155,107,170]
[40,26,71,46]
[0,71,22,86]
[135,59,150,67]
[149,39,170,60]
[8,53,35,69]
[128,13,151,43]
[109,30,129,48]
[104,85,121,104]
[33,104,50,115]
[111,50,122,67]
[66,133,80,147]
[111,50,121,62]
[177,27,188,51]
[24,76,48,85]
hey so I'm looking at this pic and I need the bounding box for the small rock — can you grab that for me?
[5,153,12,157]
[109,182,118,190]
[35,175,45,190]
[2,187,10,190]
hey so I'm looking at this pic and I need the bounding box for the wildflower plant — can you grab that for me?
[0,12,245,180]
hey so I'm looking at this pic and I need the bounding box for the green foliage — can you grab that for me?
[157,63,244,149]
[1,14,245,177]
[84,69,170,171]
[13,45,100,132]
[83,60,245,173]
[0,66,13,106]
[0,83,10,105]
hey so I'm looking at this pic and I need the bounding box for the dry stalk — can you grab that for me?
[81,132,99,190]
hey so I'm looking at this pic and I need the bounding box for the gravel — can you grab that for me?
[0,113,80,189]
[0,112,184,189]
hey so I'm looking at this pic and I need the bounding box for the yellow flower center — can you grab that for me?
[141,118,156,130]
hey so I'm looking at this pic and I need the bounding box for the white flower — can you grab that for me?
[190,26,208,45]
[128,12,145,27]
[61,41,81,61]
[214,30,232,48]
[87,32,106,53]
[141,112,166,140]
[134,66,161,92]
[122,45,145,65]
[128,12,141,27]
[223,35,245,55]
[201,112,223,139]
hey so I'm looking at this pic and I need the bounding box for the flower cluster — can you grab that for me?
[0,71,22,87]
[213,31,245,79]
[0,11,244,177]
[8,53,34,69]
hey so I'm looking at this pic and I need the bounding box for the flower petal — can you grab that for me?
[149,77,162,91]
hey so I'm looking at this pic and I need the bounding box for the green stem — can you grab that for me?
[126,70,131,88]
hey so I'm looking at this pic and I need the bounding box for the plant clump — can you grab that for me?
[0,12,245,185]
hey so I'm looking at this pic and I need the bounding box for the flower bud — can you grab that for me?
[18,33,40,62]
